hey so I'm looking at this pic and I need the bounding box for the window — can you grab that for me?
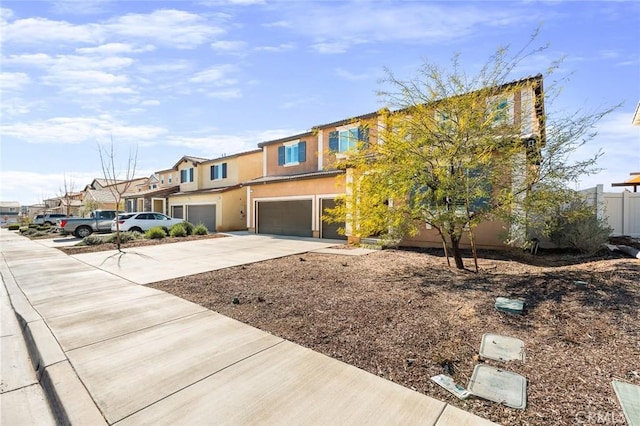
[180,168,194,183]
[329,126,369,153]
[161,177,164,185]
[278,141,306,166]
[487,96,513,125]
[210,163,228,180]
[168,174,173,184]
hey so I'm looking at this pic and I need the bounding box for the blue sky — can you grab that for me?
[1,0,639,206]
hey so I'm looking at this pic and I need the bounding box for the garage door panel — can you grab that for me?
[258,200,312,237]
[187,205,216,233]
[321,199,346,240]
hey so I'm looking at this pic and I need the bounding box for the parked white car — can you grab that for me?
[111,212,185,233]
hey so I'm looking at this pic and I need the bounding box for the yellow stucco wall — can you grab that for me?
[168,187,248,232]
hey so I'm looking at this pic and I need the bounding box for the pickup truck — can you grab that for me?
[58,210,119,238]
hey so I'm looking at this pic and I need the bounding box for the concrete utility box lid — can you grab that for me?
[495,297,525,314]
[479,333,525,362]
[612,380,640,426]
[468,364,527,409]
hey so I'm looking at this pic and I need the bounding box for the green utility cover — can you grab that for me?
[479,333,525,362]
[495,297,524,314]
[468,364,527,409]
[612,380,640,426]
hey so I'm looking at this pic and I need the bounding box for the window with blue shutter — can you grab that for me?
[278,146,285,165]
[280,142,306,166]
[298,141,306,162]
[210,163,228,180]
[180,169,186,183]
[329,131,339,152]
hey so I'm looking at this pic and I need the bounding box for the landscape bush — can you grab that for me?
[7,224,20,231]
[106,231,143,244]
[146,226,166,239]
[82,235,104,246]
[182,221,194,235]
[548,200,612,255]
[193,224,208,235]
[169,223,187,237]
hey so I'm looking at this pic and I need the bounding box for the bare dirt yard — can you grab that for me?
[147,246,639,426]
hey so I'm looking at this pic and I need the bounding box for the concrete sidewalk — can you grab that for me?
[1,230,496,425]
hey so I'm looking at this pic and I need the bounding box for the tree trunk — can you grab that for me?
[450,235,465,270]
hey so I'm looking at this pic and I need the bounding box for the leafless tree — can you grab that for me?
[98,137,138,251]
[58,173,77,216]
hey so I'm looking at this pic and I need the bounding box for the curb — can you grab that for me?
[1,261,107,425]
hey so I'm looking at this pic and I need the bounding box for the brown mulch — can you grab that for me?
[148,247,639,426]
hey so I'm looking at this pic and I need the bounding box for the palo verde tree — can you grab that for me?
[98,137,138,251]
[330,34,616,270]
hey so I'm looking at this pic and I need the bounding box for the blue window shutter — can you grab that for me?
[329,131,339,152]
[222,162,227,178]
[210,165,215,180]
[189,168,194,182]
[358,126,369,147]
[298,141,306,162]
[278,146,285,165]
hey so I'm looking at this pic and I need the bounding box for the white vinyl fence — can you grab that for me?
[580,184,640,237]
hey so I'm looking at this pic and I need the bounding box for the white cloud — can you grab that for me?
[211,40,247,51]
[254,42,295,52]
[0,170,100,206]
[76,43,156,54]
[167,128,298,157]
[189,65,237,87]
[1,16,103,45]
[51,0,113,15]
[106,9,224,49]
[0,72,30,91]
[205,89,242,99]
[1,115,167,144]
[271,3,534,53]
[574,111,640,190]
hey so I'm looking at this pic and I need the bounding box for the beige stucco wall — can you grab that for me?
[401,220,510,250]
[263,134,319,176]
[199,151,262,190]
[176,159,200,192]
[168,187,248,232]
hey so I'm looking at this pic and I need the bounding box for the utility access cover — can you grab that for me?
[612,380,640,426]
[468,364,527,409]
[495,297,525,314]
[479,333,525,362]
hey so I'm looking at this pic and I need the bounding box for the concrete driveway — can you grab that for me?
[70,234,345,284]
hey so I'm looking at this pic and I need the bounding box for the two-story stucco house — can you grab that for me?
[167,150,262,232]
[246,74,545,248]
[245,112,380,239]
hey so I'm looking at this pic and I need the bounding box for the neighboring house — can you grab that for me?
[81,177,147,212]
[44,192,83,216]
[167,151,262,232]
[0,201,20,224]
[123,172,179,214]
[245,75,545,248]
[245,112,379,239]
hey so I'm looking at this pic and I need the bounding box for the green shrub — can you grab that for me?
[193,224,208,235]
[28,224,38,229]
[7,224,20,231]
[548,200,612,255]
[145,226,166,239]
[169,223,187,237]
[105,231,142,244]
[182,221,194,235]
[82,235,104,246]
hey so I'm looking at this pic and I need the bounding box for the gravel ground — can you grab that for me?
[147,247,639,426]
[53,232,639,425]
